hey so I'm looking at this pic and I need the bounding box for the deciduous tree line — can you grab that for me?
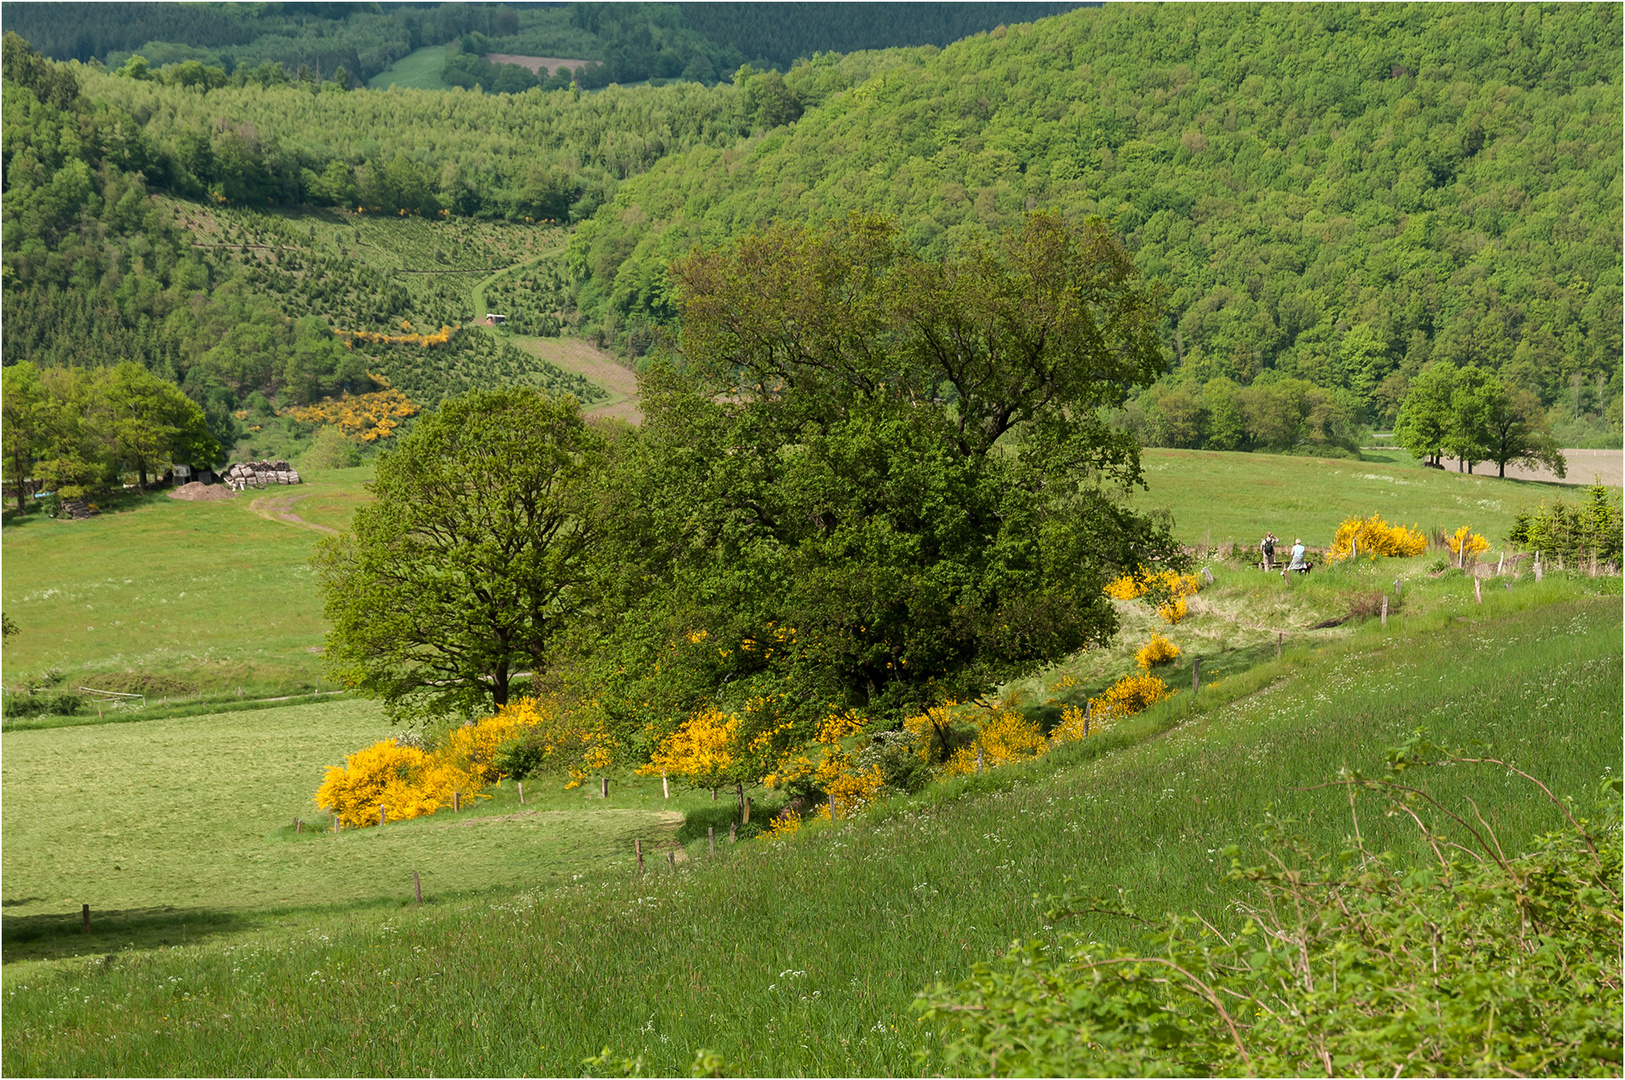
[315,215,1181,760]
[1393,362,1565,478]
[1,361,219,510]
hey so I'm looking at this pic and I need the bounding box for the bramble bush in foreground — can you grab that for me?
[917,738,1624,1077]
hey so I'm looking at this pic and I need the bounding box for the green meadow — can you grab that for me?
[367,46,448,90]
[1,467,374,701]
[1135,447,1591,548]
[2,554,1618,1074]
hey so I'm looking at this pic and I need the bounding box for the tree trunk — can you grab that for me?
[492,665,509,707]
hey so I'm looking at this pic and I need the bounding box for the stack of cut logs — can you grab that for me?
[59,498,96,519]
[225,460,302,491]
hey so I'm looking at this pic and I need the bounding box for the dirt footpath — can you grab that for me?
[1438,449,1621,487]
[249,492,339,535]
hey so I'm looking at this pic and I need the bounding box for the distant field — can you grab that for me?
[485,52,590,75]
[0,467,376,697]
[1135,447,1604,548]
[368,46,447,90]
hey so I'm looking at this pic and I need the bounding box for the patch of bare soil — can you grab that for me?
[1438,449,1622,487]
[168,482,236,502]
[485,53,591,74]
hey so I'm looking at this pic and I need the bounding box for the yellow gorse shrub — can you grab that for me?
[764,807,802,840]
[1091,672,1172,721]
[643,706,741,786]
[1447,525,1491,559]
[332,325,458,347]
[943,700,1048,776]
[285,388,419,442]
[315,698,569,827]
[1107,568,1200,624]
[314,738,477,829]
[1135,633,1182,670]
[1327,514,1428,561]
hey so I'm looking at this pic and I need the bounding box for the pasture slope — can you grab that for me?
[2,553,1618,1075]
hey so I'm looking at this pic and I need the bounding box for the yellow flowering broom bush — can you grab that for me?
[1106,568,1201,624]
[1135,633,1182,671]
[1051,673,1174,746]
[1327,513,1428,561]
[315,698,574,826]
[1447,525,1491,562]
[314,738,476,828]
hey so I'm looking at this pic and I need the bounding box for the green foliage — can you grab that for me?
[1397,362,1567,476]
[572,4,1622,415]
[314,389,604,721]
[919,748,1624,1077]
[1509,482,1624,565]
[0,361,220,506]
[0,690,86,719]
[298,426,364,471]
[584,213,1179,745]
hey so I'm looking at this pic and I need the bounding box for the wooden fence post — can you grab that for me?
[730,823,738,843]
[453,790,460,813]
[976,744,984,774]
[601,777,609,799]
[1083,701,1091,737]
[414,871,422,905]
[712,787,718,801]
[662,770,670,799]
[518,781,525,805]
[1381,595,1388,627]
[82,904,90,934]
[1192,656,1201,696]
[379,805,386,827]
[1276,631,1283,660]
[667,851,676,870]
[708,826,715,854]
[635,838,644,874]
[296,818,303,834]
[743,797,751,824]
[1474,576,1483,604]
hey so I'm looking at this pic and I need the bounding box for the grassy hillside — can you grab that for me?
[0,697,693,951]
[0,468,375,700]
[4,449,1608,706]
[1134,446,1595,546]
[3,571,1617,1075]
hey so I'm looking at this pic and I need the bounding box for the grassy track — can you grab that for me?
[1135,447,1598,546]
[0,467,375,698]
[367,47,448,90]
[2,572,1617,1076]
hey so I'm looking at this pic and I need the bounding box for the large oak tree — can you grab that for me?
[586,213,1180,752]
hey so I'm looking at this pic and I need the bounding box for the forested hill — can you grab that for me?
[572,3,1622,436]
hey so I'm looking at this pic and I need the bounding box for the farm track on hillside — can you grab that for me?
[249,492,339,536]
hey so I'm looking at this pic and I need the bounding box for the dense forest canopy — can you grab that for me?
[1,2,1085,90]
[571,3,1622,442]
[2,2,1620,489]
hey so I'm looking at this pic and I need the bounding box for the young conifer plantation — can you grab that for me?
[2,5,1621,1076]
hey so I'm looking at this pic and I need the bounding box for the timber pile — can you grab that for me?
[225,460,301,490]
[59,498,96,519]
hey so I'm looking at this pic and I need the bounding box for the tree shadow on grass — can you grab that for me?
[2,906,263,964]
